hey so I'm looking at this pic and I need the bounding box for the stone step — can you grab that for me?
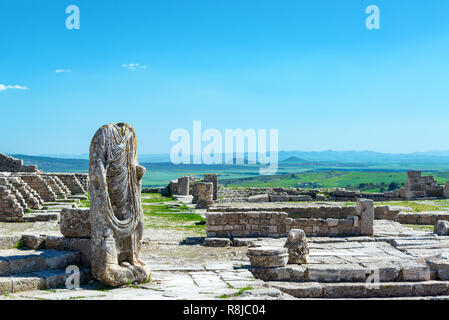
[68,195,87,200]
[250,261,431,283]
[0,267,91,294]
[0,249,82,276]
[267,280,449,298]
[22,213,59,222]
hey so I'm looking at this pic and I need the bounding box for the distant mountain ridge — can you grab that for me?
[7,150,449,174]
[32,149,449,163]
[280,156,308,163]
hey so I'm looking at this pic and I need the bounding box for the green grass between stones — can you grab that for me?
[142,194,205,235]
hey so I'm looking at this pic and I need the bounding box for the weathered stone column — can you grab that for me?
[89,123,150,287]
[203,174,218,200]
[196,182,214,208]
[169,179,178,195]
[177,176,190,195]
[357,198,374,236]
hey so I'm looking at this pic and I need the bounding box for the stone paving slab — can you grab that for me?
[306,264,366,282]
[1,268,289,300]
[267,280,449,298]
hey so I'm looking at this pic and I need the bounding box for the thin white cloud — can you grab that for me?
[0,84,29,91]
[56,69,71,73]
[121,63,147,70]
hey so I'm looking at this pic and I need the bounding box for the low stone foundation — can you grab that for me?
[206,199,374,238]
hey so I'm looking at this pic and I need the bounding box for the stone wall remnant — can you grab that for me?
[89,123,150,286]
[444,181,449,199]
[169,179,178,195]
[0,153,38,172]
[203,174,218,200]
[357,198,374,236]
[177,176,190,195]
[196,182,214,208]
[399,171,444,199]
[206,208,366,238]
[61,208,91,238]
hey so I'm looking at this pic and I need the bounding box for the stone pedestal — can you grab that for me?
[357,198,374,236]
[247,247,289,268]
[177,176,190,195]
[203,174,218,200]
[196,182,214,208]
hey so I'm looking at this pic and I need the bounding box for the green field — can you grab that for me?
[221,170,449,192]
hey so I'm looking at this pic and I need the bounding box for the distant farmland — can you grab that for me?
[12,153,449,189]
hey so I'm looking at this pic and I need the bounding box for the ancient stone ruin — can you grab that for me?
[0,153,38,172]
[166,174,218,208]
[0,153,88,222]
[4,148,449,299]
[397,170,445,199]
[206,198,375,238]
[89,123,150,286]
[216,171,449,203]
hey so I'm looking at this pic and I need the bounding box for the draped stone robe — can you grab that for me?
[89,123,149,286]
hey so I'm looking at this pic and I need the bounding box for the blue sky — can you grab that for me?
[1,0,449,155]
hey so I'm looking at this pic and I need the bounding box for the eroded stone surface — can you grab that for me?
[284,229,309,264]
[435,220,449,236]
[60,208,91,238]
[247,247,289,268]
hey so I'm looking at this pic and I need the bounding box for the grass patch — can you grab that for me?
[376,200,449,212]
[143,203,205,235]
[79,199,90,208]
[234,286,254,296]
[404,224,435,232]
[127,282,140,289]
[141,193,175,203]
[217,286,254,299]
[13,237,26,249]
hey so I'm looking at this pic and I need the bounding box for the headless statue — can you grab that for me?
[89,123,150,286]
